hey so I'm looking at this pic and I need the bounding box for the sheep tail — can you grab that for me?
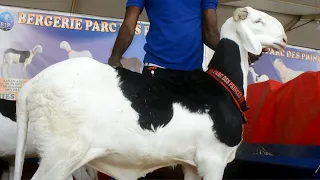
[13,85,29,180]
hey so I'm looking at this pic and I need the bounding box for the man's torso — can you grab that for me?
[143,0,204,71]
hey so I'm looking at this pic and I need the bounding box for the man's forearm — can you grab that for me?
[202,9,220,51]
[203,30,220,51]
[110,23,135,59]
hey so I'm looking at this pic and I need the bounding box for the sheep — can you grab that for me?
[60,41,93,59]
[273,58,304,83]
[248,65,269,83]
[13,6,287,180]
[1,45,42,78]
[0,99,98,180]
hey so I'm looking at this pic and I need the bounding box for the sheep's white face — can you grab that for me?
[33,45,43,54]
[60,41,71,50]
[239,7,287,51]
[226,7,287,55]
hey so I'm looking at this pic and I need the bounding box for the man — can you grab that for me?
[108,0,220,77]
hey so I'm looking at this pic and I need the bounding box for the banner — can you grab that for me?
[248,45,320,85]
[0,5,149,100]
[2,5,320,101]
[242,46,320,164]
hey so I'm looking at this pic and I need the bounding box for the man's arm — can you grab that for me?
[108,2,143,67]
[202,0,220,51]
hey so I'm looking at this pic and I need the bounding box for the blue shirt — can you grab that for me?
[126,0,218,71]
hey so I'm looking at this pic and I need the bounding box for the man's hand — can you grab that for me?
[248,48,270,64]
[262,48,270,52]
[107,6,141,69]
[108,57,123,68]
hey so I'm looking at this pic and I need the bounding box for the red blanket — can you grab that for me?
[243,72,320,146]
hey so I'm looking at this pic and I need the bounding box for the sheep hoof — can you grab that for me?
[233,7,248,21]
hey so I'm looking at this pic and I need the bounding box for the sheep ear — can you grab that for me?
[237,21,262,55]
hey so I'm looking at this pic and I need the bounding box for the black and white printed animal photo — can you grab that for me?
[1,45,42,78]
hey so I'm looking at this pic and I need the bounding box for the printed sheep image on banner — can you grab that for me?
[110,48,142,73]
[60,41,93,59]
[1,45,42,78]
[248,65,269,83]
[273,58,305,83]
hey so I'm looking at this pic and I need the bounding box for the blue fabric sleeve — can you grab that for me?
[126,0,145,10]
[203,0,218,10]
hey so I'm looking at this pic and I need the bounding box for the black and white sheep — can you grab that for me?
[0,99,98,180]
[1,45,42,78]
[13,7,287,180]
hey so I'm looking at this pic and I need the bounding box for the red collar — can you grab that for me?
[207,69,249,123]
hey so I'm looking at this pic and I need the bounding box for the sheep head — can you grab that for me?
[33,45,43,54]
[60,41,72,51]
[221,6,287,55]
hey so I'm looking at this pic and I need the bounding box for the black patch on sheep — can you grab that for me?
[4,48,31,63]
[0,98,16,121]
[116,38,245,147]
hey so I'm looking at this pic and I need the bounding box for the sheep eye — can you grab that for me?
[254,19,263,24]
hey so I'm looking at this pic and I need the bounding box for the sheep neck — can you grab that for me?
[207,37,248,99]
[218,22,249,97]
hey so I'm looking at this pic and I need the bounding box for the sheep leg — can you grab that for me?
[31,162,76,180]
[8,159,14,180]
[66,175,73,180]
[72,166,93,180]
[22,64,28,78]
[182,164,201,180]
[1,63,5,78]
[86,166,98,180]
[1,170,9,180]
[197,157,226,180]
[32,155,82,180]
[196,146,232,180]
[6,63,12,78]
[71,168,82,180]
[87,161,140,180]
[31,144,86,180]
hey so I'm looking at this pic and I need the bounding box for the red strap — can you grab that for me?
[207,69,249,122]
[147,66,158,71]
